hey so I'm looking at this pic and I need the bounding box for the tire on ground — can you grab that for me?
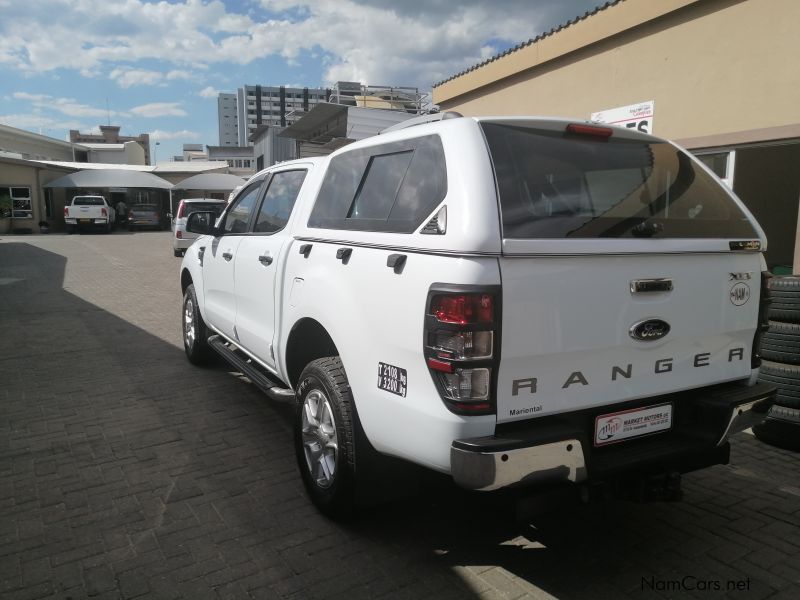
[294,357,358,519]
[182,284,214,365]
[760,321,800,364]
[753,416,800,452]
[757,360,800,409]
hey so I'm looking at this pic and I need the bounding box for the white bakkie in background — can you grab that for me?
[179,113,776,517]
[64,195,115,233]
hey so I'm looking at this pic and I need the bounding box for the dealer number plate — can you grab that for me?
[377,362,407,397]
[594,403,672,446]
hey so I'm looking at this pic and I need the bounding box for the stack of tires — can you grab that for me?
[755,275,800,451]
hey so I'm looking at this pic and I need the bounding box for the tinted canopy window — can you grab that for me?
[73,197,105,206]
[186,202,225,216]
[308,135,447,233]
[481,123,758,239]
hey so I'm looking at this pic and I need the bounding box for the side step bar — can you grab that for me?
[208,335,295,403]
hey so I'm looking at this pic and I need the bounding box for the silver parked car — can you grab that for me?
[172,198,227,257]
[128,203,163,231]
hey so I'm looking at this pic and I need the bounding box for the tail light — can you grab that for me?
[753,271,773,368]
[176,202,185,218]
[63,206,69,217]
[129,211,135,220]
[176,230,183,239]
[101,207,108,217]
[424,287,500,415]
[566,123,613,138]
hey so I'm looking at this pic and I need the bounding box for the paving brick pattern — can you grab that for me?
[0,232,798,600]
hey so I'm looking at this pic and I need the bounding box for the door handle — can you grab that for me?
[258,254,273,266]
[222,251,233,261]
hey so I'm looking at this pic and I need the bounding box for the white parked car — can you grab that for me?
[64,195,115,233]
[179,113,775,517]
[172,198,227,257]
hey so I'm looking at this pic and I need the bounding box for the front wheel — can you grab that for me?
[182,284,213,365]
[295,357,358,518]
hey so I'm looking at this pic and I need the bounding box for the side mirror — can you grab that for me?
[186,211,217,235]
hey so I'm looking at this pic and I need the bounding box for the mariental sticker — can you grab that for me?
[377,362,407,397]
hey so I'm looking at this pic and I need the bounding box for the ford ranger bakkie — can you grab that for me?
[179,113,775,516]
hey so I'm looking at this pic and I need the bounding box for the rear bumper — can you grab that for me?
[451,381,775,491]
[173,236,196,250]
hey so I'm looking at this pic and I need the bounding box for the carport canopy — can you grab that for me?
[43,169,173,189]
[172,173,247,191]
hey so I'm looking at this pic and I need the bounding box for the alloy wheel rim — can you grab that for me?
[183,296,195,348]
[301,389,339,489]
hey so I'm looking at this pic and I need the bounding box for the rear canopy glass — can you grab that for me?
[481,123,758,239]
[186,202,225,215]
[72,197,105,206]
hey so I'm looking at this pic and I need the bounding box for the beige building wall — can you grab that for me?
[433,0,800,145]
[0,159,71,230]
[0,124,82,162]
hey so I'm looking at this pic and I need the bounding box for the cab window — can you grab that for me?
[254,170,307,233]
[222,182,262,234]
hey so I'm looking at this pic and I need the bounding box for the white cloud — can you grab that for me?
[198,86,219,98]
[0,113,85,131]
[130,102,188,118]
[110,68,165,88]
[149,129,201,141]
[166,70,195,81]
[0,1,600,88]
[12,91,124,118]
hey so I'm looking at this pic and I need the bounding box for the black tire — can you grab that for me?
[768,275,800,293]
[753,417,800,452]
[766,276,800,323]
[173,249,183,258]
[760,321,800,364]
[758,360,800,409]
[295,357,357,518]
[182,284,214,365]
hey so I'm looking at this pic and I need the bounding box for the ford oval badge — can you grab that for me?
[629,319,670,341]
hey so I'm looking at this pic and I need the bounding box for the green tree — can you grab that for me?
[0,190,11,219]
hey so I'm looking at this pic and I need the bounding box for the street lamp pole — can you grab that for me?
[153,141,160,166]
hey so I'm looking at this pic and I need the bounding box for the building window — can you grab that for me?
[0,186,33,219]
[694,150,736,188]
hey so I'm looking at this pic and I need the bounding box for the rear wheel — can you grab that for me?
[174,249,183,258]
[182,284,213,365]
[295,357,357,518]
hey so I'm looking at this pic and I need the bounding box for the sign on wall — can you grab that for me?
[591,100,654,134]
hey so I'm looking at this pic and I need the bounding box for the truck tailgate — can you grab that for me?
[496,252,762,423]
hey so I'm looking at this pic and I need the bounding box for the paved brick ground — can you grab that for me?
[0,232,798,600]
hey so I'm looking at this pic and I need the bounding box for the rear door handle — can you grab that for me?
[258,254,273,266]
[222,251,233,261]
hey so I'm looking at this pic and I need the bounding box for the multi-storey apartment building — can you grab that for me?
[218,82,427,147]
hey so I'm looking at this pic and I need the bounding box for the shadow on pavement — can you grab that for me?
[0,242,798,600]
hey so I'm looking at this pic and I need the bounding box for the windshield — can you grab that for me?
[481,123,758,239]
[72,197,105,206]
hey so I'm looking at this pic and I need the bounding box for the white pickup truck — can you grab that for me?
[64,195,115,233]
[179,114,775,517]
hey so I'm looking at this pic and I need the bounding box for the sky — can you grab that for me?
[0,0,605,162]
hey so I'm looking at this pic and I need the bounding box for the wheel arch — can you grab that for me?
[180,267,193,294]
[284,318,339,388]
